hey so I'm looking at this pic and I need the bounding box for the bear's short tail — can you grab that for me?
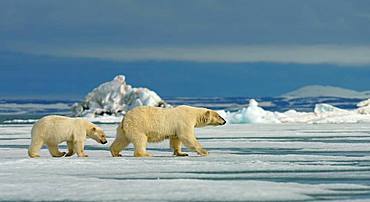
[116,122,125,137]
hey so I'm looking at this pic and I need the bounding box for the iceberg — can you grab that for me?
[221,98,370,124]
[69,76,369,124]
[219,99,281,124]
[71,75,169,118]
[357,98,370,114]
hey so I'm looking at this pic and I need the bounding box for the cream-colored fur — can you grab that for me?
[28,115,107,158]
[110,105,226,157]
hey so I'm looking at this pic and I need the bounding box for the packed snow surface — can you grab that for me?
[71,75,169,117]
[1,123,370,201]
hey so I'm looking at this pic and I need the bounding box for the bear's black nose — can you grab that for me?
[101,140,108,144]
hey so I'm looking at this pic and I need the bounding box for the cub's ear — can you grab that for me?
[91,127,96,132]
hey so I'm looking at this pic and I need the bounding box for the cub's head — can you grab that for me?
[87,126,108,144]
[199,110,226,127]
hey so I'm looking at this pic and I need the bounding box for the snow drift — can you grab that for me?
[71,75,169,118]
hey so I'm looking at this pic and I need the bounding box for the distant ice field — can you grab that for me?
[0,97,363,124]
[1,123,370,201]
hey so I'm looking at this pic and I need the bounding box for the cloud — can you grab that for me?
[1,1,370,46]
[10,44,370,66]
[2,1,370,66]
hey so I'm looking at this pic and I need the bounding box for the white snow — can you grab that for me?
[220,99,370,124]
[1,123,370,201]
[71,75,169,117]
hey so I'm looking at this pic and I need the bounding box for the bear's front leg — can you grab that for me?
[178,128,208,156]
[74,140,88,157]
[65,141,75,157]
[170,136,188,156]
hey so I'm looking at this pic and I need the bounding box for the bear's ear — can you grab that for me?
[203,111,211,122]
[91,127,96,132]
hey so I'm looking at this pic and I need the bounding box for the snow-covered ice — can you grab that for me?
[1,123,370,201]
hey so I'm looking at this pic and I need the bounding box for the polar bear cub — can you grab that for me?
[110,105,226,157]
[28,115,107,158]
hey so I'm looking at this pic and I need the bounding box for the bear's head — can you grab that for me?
[199,110,226,127]
[87,126,108,144]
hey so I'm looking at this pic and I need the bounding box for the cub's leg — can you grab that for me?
[28,137,44,158]
[65,141,75,157]
[74,140,88,157]
[47,144,66,157]
[170,136,188,156]
[177,128,208,156]
[110,126,131,157]
[132,133,152,157]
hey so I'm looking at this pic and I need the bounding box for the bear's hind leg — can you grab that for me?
[170,136,188,156]
[47,144,66,157]
[132,134,152,157]
[28,138,44,158]
[65,141,75,157]
[110,136,130,157]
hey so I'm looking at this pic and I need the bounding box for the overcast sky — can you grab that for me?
[1,0,370,98]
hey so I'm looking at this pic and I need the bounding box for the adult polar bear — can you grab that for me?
[110,105,226,157]
[28,115,108,158]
